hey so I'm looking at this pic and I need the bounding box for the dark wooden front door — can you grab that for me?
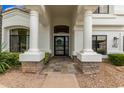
[54,36,69,56]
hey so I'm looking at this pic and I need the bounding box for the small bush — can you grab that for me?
[0,62,10,73]
[108,54,124,66]
[0,52,20,73]
[43,52,51,65]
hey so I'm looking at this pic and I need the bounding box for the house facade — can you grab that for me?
[2,5,124,73]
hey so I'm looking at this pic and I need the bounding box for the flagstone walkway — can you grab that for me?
[42,56,78,74]
[41,56,80,88]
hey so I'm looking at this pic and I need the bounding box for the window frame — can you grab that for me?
[92,35,107,55]
[94,5,109,14]
[54,25,69,33]
[10,28,29,52]
[10,35,29,52]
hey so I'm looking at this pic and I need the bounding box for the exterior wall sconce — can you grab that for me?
[112,37,119,48]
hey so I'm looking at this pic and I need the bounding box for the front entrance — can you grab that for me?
[54,36,69,56]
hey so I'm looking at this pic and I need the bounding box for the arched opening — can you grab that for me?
[10,28,29,52]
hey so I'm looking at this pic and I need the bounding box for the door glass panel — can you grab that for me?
[54,36,69,56]
[56,51,64,55]
[55,37,64,55]
[55,37,64,50]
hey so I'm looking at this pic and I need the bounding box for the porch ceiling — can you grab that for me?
[46,5,77,18]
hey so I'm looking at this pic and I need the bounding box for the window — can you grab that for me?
[92,35,107,55]
[10,28,29,52]
[54,25,69,33]
[94,5,109,14]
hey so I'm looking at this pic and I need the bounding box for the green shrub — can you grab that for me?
[43,52,51,65]
[108,54,124,66]
[0,52,20,73]
[0,62,10,73]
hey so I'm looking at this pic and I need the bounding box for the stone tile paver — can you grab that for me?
[42,72,79,88]
[42,57,77,74]
[41,57,79,88]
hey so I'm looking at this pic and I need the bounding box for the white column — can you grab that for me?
[19,10,45,62]
[77,9,102,62]
[29,10,40,52]
[83,9,93,53]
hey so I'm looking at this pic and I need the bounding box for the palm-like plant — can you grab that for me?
[0,42,10,73]
[0,62,10,73]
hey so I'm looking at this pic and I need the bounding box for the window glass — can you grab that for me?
[94,5,109,14]
[10,28,29,52]
[99,5,109,14]
[10,29,29,35]
[54,25,69,33]
[92,36,97,51]
[18,29,27,35]
[92,35,107,55]
[10,29,18,35]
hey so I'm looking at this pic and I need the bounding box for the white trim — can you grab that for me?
[92,14,116,19]
[19,51,45,62]
[53,33,70,36]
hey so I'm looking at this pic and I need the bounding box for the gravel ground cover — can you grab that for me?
[0,69,47,88]
[76,62,124,88]
[0,57,123,88]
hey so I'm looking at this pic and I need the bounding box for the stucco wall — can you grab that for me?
[113,5,124,14]
[2,9,30,51]
[39,23,51,53]
[93,30,124,54]
[73,26,124,57]
[2,9,51,52]
[2,9,30,28]
[73,30,83,55]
